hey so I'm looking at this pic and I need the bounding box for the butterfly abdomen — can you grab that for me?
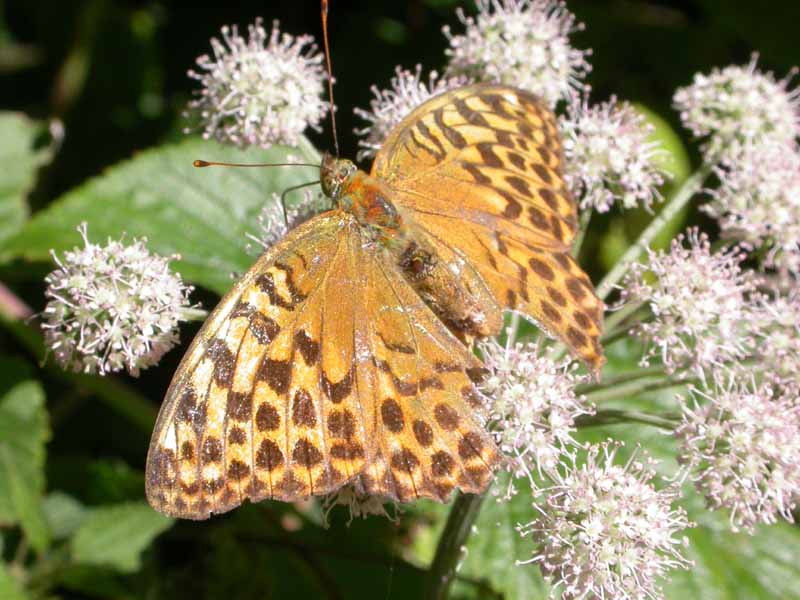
[394,235,503,340]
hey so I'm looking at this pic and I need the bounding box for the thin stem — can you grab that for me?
[601,301,645,339]
[586,376,696,404]
[577,408,679,430]
[595,164,712,301]
[181,307,209,322]
[576,364,667,395]
[571,210,592,257]
[506,312,521,347]
[425,492,486,600]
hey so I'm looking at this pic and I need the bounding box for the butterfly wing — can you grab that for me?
[373,83,605,372]
[146,211,498,519]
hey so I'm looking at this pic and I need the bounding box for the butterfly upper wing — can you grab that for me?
[147,211,498,519]
[372,83,605,372]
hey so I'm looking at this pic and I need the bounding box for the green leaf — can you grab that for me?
[70,501,173,573]
[1,136,322,294]
[0,112,53,247]
[0,380,51,553]
[453,478,548,600]
[42,492,87,540]
[0,561,30,600]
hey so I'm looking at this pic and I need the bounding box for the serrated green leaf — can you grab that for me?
[453,477,548,600]
[0,561,30,600]
[70,502,173,573]
[2,136,322,294]
[42,492,86,540]
[0,112,53,247]
[0,380,51,552]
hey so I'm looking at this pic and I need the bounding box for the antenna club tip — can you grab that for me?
[193,160,210,168]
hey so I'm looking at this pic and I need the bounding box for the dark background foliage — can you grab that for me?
[1,1,799,599]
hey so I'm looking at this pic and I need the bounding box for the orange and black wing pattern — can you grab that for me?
[373,83,605,372]
[146,212,498,519]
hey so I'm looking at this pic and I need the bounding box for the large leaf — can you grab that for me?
[0,379,51,553]
[0,112,53,247]
[2,136,322,294]
[42,491,87,540]
[70,501,173,573]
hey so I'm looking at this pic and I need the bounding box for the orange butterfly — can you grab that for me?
[146,84,604,519]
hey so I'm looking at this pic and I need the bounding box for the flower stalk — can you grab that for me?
[595,164,712,300]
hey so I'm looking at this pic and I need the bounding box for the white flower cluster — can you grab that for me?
[560,97,668,213]
[519,442,692,599]
[673,55,800,163]
[353,65,467,160]
[752,284,800,387]
[478,340,592,490]
[248,189,328,252]
[621,229,757,375]
[443,0,590,107]
[322,486,398,527]
[705,142,800,277]
[187,19,328,148]
[676,377,800,533]
[43,224,193,376]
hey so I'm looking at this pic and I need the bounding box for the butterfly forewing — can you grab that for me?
[147,212,497,519]
[373,84,605,371]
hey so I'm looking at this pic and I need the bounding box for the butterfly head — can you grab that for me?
[320,152,357,200]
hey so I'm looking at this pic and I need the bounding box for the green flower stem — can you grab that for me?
[595,164,712,301]
[425,492,486,600]
[0,313,157,433]
[601,300,646,341]
[572,209,593,256]
[577,408,680,430]
[576,364,668,395]
[181,307,210,321]
[585,375,696,404]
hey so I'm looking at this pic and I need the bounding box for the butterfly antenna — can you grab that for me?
[321,0,340,157]
[193,160,319,168]
[279,181,318,228]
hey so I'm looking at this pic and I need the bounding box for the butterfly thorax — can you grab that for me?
[320,153,502,340]
[321,153,405,245]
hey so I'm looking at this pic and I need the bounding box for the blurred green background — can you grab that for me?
[1,1,799,599]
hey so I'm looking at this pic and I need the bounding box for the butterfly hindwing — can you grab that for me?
[146,212,498,519]
[373,83,605,371]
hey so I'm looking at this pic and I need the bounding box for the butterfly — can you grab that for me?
[146,84,605,519]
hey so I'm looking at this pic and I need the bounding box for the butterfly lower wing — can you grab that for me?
[147,211,499,519]
[372,83,605,371]
[347,232,498,501]
[146,212,369,518]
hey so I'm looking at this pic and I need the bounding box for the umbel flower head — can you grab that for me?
[621,229,757,374]
[248,189,329,252]
[43,224,193,376]
[673,55,800,162]
[187,18,328,148]
[443,0,590,108]
[354,65,467,160]
[752,284,800,387]
[675,376,800,533]
[704,141,800,275]
[519,442,692,600]
[560,96,669,213]
[478,340,592,489]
